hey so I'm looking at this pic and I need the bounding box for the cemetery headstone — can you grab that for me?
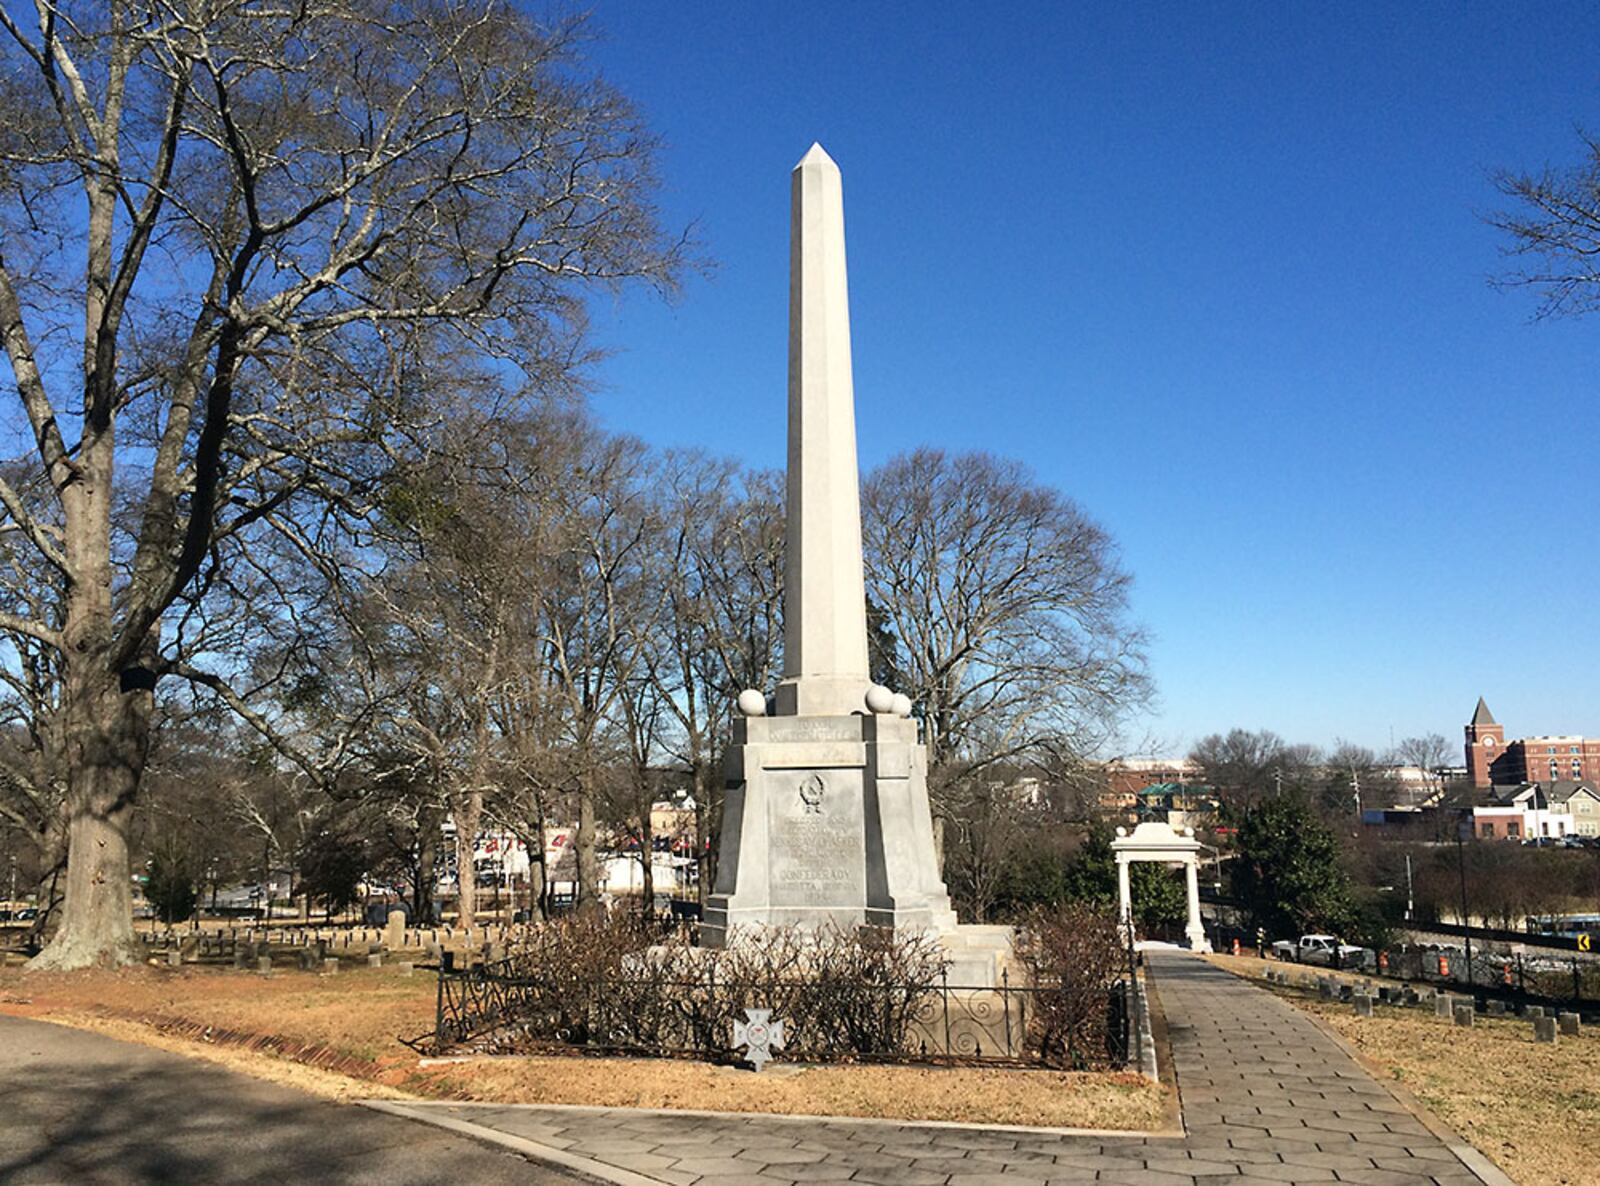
[1453,1005,1473,1027]
[1559,1012,1581,1036]
[1534,1016,1558,1043]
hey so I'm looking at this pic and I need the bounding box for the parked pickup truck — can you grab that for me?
[1271,934,1367,968]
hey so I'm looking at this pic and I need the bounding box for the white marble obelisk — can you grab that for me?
[704,145,1016,981]
[774,144,871,719]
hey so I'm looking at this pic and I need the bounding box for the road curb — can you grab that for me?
[375,1097,1180,1140]
[359,1099,661,1186]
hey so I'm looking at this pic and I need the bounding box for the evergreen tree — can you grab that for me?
[1233,794,1357,939]
[144,847,198,926]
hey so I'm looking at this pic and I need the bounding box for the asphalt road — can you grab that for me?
[0,1014,588,1184]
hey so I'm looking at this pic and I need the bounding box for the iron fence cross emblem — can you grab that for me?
[732,1008,785,1071]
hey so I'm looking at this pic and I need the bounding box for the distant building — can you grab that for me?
[1472,784,1572,841]
[1463,698,1600,787]
[1103,757,1201,800]
[1135,782,1218,832]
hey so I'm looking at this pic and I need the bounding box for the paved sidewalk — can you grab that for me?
[376,951,1507,1184]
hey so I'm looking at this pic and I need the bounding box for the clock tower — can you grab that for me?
[1465,697,1504,788]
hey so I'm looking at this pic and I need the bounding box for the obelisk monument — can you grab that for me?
[774,143,871,719]
[703,146,1008,978]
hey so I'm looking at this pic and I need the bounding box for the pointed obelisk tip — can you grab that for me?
[794,141,837,171]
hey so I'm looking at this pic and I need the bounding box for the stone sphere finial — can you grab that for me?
[1115,826,1128,837]
[890,693,913,718]
[736,689,767,717]
[865,685,895,714]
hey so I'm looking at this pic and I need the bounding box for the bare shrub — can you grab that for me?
[473,917,949,1061]
[1015,903,1128,1068]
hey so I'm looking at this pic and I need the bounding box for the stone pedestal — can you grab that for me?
[703,712,956,942]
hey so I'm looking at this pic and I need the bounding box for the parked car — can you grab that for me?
[1271,933,1368,968]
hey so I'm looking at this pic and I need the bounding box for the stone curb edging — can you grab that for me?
[1138,967,1187,1138]
[378,1098,1180,1140]
[1131,968,1159,1083]
[360,1099,662,1186]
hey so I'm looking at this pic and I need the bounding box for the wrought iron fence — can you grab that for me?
[427,956,1130,1070]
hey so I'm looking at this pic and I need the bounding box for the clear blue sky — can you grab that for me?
[575,2,1600,757]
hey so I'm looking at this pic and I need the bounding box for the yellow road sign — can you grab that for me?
[1579,933,1592,953]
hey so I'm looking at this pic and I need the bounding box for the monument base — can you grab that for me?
[701,710,974,944]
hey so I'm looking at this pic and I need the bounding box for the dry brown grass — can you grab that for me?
[409,1057,1162,1129]
[0,964,1164,1130]
[1207,953,1600,1186]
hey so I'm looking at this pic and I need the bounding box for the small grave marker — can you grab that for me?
[732,1008,786,1072]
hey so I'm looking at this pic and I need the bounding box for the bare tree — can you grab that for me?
[1189,728,1294,813]
[538,433,663,910]
[1391,734,1450,802]
[1489,130,1600,317]
[649,456,784,902]
[861,449,1148,782]
[0,2,685,967]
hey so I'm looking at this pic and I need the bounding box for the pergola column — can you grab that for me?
[1183,858,1207,951]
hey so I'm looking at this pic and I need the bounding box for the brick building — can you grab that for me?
[1464,697,1600,787]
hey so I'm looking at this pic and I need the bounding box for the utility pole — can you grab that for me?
[1455,822,1474,990]
[1404,851,1414,922]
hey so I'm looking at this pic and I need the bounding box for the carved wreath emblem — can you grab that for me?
[798,773,826,814]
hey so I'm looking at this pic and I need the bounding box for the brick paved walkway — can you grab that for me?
[372,952,1509,1184]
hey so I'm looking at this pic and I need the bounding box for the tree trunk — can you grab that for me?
[640,803,655,919]
[30,419,153,970]
[414,813,438,925]
[576,770,600,912]
[28,667,150,970]
[453,789,481,930]
[695,761,717,908]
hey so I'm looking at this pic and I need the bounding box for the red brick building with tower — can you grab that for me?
[1464,697,1600,787]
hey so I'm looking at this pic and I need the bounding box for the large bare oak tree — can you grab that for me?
[0,0,683,968]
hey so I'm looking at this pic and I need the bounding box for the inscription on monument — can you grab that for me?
[767,769,865,908]
[763,717,861,744]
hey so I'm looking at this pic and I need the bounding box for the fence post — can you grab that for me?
[1002,967,1013,1057]
[941,968,952,1055]
[433,957,446,1055]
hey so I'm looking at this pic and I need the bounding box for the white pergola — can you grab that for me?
[1111,821,1211,952]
